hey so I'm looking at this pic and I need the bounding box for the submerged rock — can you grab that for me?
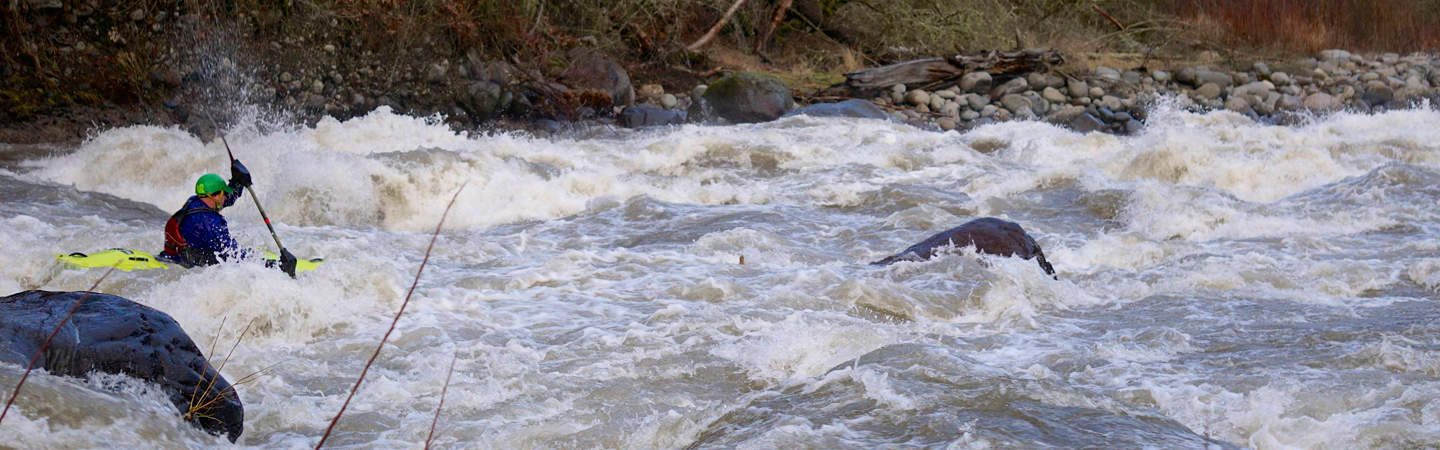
[872,217,1056,277]
[0,290,244,442]
[785,99,890,120]
[618,104,687,128]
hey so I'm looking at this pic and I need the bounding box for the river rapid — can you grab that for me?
[2,103,1439,449]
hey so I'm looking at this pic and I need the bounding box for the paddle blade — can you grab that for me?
[260,250,325,273]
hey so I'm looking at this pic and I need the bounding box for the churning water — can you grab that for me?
[2,103,1439,448]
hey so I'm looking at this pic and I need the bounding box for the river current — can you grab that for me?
[2,103,1439,448]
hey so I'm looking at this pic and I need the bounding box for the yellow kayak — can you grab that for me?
[57,248,323,273]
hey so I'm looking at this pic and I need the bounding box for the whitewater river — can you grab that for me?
[2,104,1439,448]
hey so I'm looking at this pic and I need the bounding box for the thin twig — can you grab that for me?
[753,0,794,54]
[527,0,546,36]
[1092,4,1126,31]
[315,184,467,449]
[184,361,282,421]
[187,320,255,420]
[671,65,724,78]
[0,266,118,425]
[185,315,232,420]
[685,0,749,52]
[425,351,458,449]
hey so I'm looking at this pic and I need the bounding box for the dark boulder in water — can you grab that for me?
[784,99,891,120]
[873,217,1056,277]
[0,290,243,442]
[618,104,688,128]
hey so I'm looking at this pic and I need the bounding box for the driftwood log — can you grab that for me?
[824,49,1065,97]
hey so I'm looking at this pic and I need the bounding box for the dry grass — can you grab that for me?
[183,318,278,430]
[5,0,1437,123]
[1166,0,1440,54]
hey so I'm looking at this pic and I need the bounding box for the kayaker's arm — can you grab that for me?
[224,159,252,207]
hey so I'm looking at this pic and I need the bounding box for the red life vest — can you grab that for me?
[161,203,218,267]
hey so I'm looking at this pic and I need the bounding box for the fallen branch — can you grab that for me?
[685,0,749,52]
[316,184,466,448]
[671,65,724,78]
[826,49,1064,97]
[0,266,117,425]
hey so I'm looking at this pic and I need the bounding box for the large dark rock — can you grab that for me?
[560,48,635,108]
[618,104,688,128]
[784,99,890,120]
[702,72,795,123]
[458,80,503,121]
[1361,85,1395,107]
[872,217,1056,277]
[0,290,243,442]
[1067,112,1106,134]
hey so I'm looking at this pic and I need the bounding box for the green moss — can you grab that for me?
[772,71,845,94]
[705,71,789,100]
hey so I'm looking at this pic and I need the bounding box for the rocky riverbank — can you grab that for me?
[3,3,1438,144]
[860,49,1440,134]
[559,47,1440,136]
[10,45,1440,147]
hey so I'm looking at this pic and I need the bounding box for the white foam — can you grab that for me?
[6,105,1440,448]
[710,312,897,382]
[1409,258,1440,291]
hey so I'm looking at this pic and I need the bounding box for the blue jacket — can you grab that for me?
[161,185,247,266]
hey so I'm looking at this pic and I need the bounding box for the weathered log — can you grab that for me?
[825,49,1065,97]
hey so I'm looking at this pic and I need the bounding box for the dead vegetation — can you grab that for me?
[1,0,1436,126]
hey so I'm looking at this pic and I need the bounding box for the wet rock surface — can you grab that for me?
[0,290,243,442]
[872,217,1056,277]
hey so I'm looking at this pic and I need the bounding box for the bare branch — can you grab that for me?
[753,0,794,54]
[425,352,458,449]
[316,184,467,448]
[686,0,749,52]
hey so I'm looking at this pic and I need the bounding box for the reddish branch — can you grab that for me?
[753,0,794,54]
[424,352,458,449]
[1093,4,1125,31]
[316,185,466,448]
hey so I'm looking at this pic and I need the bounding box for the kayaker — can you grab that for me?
[159,160,297,276]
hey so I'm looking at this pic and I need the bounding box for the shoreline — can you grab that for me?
[5,3,1440,146]
[6,48,1438,148]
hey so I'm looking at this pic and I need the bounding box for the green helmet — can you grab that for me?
[195,173,233,196]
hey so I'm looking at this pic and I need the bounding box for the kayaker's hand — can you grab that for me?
[230,159,253,187]
[280,248,298,278]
